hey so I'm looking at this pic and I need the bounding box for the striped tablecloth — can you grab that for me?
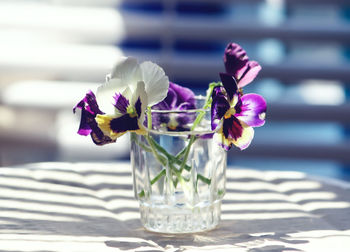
[1,162,350,251]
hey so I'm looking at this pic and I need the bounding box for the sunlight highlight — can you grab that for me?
[0,211,79,222]
[222,212,313,220]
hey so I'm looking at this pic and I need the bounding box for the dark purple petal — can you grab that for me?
[177,102,195,110]
[223,43,261,88]
[74,100,92,136]
[73,90,104,136]
[90,128,116,146]
[237,61,262,89]
[110,114,139,133]
[176,112,196,127]
[73,90,103,115]
[219,142,231,151]
[212,85,225,97]
[211,91,230,130]
[135,97,142,117]
[113,93,130,114]
[151,82,196,130]
[161,87,177,109]
[169,82,196,109]
[200,133,214,139]
[236,94,266,127]
[74,90,116,145]
[153,82,196,111]
[223,115,243,140]
[151,112,170,129]
[219,72,238,101]
[76,112,93,136]
[73,100,85,115]
[224,43,249,76]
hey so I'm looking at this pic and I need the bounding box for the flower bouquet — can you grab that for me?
[74,43,266,233]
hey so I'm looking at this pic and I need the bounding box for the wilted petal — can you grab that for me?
[236,94,266,127]
[90,128,116,146]
[73,90,103,136]
[73,99,91,136]
[237,61,262,88]
[140,61,169,106]
[73,90,102,115]
[76,111,93,136]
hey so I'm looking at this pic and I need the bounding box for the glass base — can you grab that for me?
[139,199,222,234]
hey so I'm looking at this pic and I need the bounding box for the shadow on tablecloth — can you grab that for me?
[1,162,350,251]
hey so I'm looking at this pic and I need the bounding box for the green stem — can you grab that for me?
[177,83,217,175]
[138,169,166,198]
[147,106,152,130]
[135,84,220,197]
[145,135,167,166]
[131,133,152,153]
[148,136,192,171]
[178,135,196,173]
[197,174,211,185]
[152,169,166,184]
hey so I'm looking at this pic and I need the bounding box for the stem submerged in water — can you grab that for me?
[134,85,219,197]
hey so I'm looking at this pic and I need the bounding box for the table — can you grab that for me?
[1,162,350,251]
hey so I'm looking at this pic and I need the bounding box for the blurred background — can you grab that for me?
[0,0,350,180]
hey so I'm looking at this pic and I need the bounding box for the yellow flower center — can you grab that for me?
[126,106,137,118]
[167,114,179,130]
[224,107,236,119]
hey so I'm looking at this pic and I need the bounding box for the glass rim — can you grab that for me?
[150,95,209,114]
[144,95,220,136]
[144,127,218,136]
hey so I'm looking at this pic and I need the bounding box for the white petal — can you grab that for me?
[96,78,121,114]
[111,57,141,88]
[140,61,169,106]
[121,86,132,102]
[96,57,142,114]
[232,122,255,150]
[132,81,148,127]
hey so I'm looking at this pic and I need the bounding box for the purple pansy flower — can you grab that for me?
[95,57,169,140]
[151,82,196,131]
[224,43,262,89]
[73,90,115,145]
[211,73,266,150]
[74,57,169,145]
[96,82,147,140]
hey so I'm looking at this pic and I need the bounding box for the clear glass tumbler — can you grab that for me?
[130,102,227,233]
